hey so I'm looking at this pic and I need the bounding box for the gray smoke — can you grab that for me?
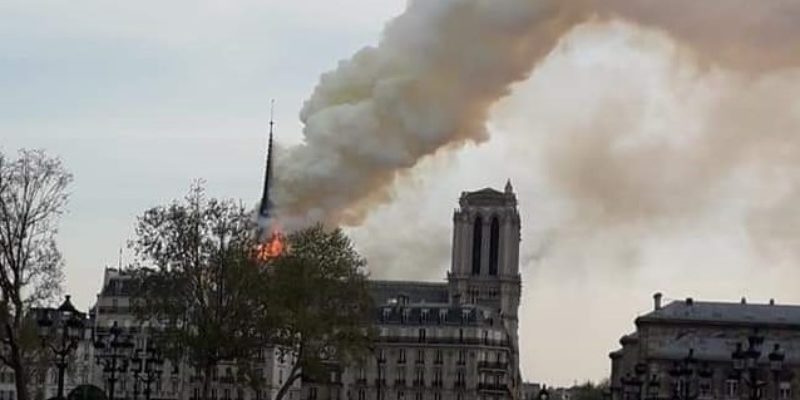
[272,0,800,233]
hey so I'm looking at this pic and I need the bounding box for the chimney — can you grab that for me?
[685,297,693,306]
[653,292,663,311]
[770,298,775,305]
[741,297,747,304]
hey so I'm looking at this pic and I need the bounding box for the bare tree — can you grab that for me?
[0,149,71,400]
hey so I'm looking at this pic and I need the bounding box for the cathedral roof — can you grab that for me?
[637,298,800,329]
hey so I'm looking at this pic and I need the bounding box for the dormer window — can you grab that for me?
[420,309,429,323]
[439,309,447,323]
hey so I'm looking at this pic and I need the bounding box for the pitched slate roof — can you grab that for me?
[637,299,800,328]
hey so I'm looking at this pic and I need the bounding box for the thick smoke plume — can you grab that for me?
[273,0,800,227]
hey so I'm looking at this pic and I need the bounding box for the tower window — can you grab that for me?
[489,217,500,276]
[472,216,482,275]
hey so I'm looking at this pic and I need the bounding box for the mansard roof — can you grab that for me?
[637,298,800,329]
[368,280,449,305]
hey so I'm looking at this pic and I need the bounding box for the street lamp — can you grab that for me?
[37,295,84,400]
[668,348,711,400]
[621,363,660,400]
[94,321,134,400]
[130,343,164,400]
[731,330,773,400]
[536,385,549,400]
[768,344,785,400]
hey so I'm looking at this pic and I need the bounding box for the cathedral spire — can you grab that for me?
[504,178,513,194]
[259,100,275,219]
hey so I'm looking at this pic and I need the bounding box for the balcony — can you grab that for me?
[477,383,509,393]
[377,336,510,347]
[477,361,508,370]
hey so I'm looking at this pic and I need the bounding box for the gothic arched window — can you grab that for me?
[471,216,482,275]
[489,216,500,276]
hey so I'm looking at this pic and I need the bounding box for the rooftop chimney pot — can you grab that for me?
[686,297,693,306]
[653,292,663,311]
[741,297,747,304]
[770,298,775,305]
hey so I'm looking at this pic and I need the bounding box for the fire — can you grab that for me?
[256,230,286,262]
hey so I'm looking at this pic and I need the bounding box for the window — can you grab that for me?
[358,390,366,400]
[420,309,429,322]
[310,387,318,400]
[378,349,386,363]
[489,217,500,276]
[416,349,425,364]
[418,329,426,343]
[439,309,447,323]
[414,392,423,400]
[457,350,466,365]
[398,349,406,364]
[779,382,791,400]
[397,392,405,400]
[434,350,443,364]
[383,308,391,321]
[434,393,441,400]
[396,367,406,385]
[433,368,443,387]
[414,368,424,386]
[472,216,482,275]
[725,380,739,398]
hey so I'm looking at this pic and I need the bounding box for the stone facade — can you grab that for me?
[305,184,523,400]
[609,294,800,400]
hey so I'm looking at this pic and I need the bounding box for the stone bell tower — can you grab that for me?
[448,180,522,347]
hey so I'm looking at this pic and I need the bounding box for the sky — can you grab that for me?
[4,0,800,387]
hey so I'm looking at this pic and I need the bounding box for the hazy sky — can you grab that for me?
[5,0,800,387]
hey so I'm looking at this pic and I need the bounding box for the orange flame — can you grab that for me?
[256,230,286,262]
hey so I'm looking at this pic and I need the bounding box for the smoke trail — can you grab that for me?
[273,0,800,227]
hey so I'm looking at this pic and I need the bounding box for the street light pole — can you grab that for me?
[37,295,84,400]
[94,321,134,400]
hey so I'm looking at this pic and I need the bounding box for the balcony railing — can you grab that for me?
[377,336,510,347]
[477,361,509,370]
[477,383,509,393]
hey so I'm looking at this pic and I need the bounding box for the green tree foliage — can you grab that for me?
[129,183,272,399]
[0,149,71,400]
[267,224,374,400]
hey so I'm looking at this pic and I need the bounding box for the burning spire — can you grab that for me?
[256,100,286,261]
[259,99,276,221]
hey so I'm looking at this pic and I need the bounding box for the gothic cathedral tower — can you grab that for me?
[448,180,522,349]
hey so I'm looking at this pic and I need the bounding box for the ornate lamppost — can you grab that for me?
[768,344,785,400]
[94,321,134,400]
[668,349,712,400]
[621,362,660,400]
[536,385,549,400]
[130,343,164,400]
[731,331,786,400]
[36,295,85,400]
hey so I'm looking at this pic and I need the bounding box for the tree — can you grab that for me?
[0,149,71,400]
[129,183,273,399]
[570,380,609,400]
[267,225,374,400]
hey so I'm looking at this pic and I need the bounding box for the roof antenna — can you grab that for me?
[118,246,123,270]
